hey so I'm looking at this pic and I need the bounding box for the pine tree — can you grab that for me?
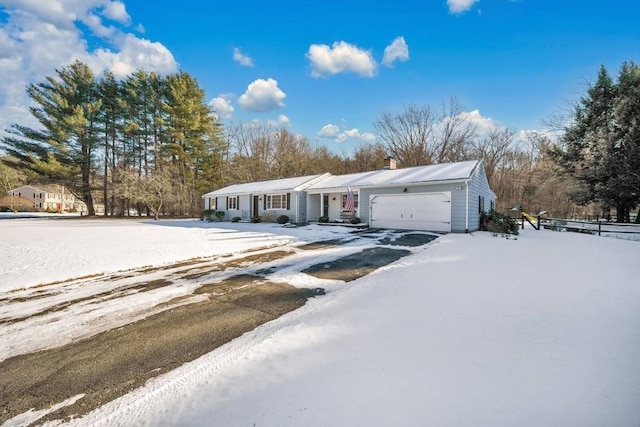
[1,60,101,215]
[163,72,223,215]
[550,62,640,221]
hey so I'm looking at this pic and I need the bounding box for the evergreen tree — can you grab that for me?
[550,62,640,221]
[1,60,101,215]
[613,62,640,222]
[163,72,223,215]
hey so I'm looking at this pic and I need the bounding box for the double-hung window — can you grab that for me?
[342,194,358,210]
[266,194,287,210]
[228,196,238,210]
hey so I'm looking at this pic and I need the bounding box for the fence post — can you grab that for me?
[537,215,540,231]
[598,220,601,236]
[521,215,524,230]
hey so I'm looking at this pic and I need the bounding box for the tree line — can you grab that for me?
[1,60,638,221]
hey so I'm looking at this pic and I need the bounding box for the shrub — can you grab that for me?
[231,216,241,223]
[480,210,519,236]
[318,216,329,223]
[350,216,361,224]
[203,209,215,222]
[215,211,226,221]
[276,214,290,224]
[251,216,262,223]
[261,211,277,223]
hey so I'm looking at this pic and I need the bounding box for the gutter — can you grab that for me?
[465,180,469,233]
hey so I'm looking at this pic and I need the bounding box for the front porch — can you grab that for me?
[307,191,359,223]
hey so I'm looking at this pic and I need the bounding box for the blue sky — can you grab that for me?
[1,0,639,154]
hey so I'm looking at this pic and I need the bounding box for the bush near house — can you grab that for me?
[480,210,519,236]
[276,215,289,224]
[231,216,241,223]
[318,216,329,223]
[251,216,261,223]
[203,209,215,222]
[214,211,225,221]
[350,216,361,224]
[261,211,276,223]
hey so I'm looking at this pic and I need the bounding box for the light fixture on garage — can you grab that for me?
[332,197,336,200]
[403,188,408,193]
[455,186,463,191]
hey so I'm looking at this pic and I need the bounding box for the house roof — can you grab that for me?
[203,173,328,197]
[305,160,480,192]
[9,184,68,194]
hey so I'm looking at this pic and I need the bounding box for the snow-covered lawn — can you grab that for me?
[1,217,639,426]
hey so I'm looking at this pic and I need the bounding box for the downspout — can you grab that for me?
[465,181,469,233]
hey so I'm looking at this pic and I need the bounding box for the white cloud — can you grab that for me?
[447,0,480,14]
[92,34,177,77]
[238,78,286,112]
[0,1,178,137]
[317,124,341,138]
[208,94,235,120]
[256,115,292,128]
[101,1,131,25]
[458,109,498,133]
[316,124,376,143]
[382,36,409,68]
[307,41,377,78]
[233,47,254,67]
[277,114,290,125]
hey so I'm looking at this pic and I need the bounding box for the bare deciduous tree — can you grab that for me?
[373,97,477,167]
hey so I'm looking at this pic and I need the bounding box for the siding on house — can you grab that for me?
[466,162,496,232]
[203,161,496,232]
[202,174,328,224]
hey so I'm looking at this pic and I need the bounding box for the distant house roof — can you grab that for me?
[9,184,68,194]
[305,160,481,192]
[203,173,329,197]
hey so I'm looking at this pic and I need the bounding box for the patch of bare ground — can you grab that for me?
[0,274,321,425]
[0,279,174,325]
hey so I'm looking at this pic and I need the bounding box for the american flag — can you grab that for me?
[345,187,355,213]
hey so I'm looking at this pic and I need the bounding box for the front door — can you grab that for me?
[253,195,259,218]
[323,195,329,217]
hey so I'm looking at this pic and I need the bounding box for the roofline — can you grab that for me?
[305,177,470,194]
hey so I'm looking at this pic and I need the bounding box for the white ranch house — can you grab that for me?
[203,159,496,233]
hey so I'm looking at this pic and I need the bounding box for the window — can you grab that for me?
[490,200,495,211]
[266,194,287,210]
[228,196,238,210]
[478,195,485,214]
[341,194,358,210]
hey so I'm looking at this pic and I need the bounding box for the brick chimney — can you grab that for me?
[383,157,397,170]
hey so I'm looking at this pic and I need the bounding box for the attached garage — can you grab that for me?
[370,192,452,233]
[304,159,496,233]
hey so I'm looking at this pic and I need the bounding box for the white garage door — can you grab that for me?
[370,192,452,232]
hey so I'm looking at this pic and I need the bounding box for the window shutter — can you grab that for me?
[225,197,228,210]
[263,195,267,210]
[286,193,291,210]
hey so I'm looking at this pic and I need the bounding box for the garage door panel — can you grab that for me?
[370,192,451,232]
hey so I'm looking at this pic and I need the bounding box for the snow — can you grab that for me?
[202,173,327,197]
[1,217,639,427]
[305,159,479,191]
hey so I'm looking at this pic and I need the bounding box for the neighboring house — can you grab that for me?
[202,173,330,224]
[7,185,87,213]
[202,159,496,233]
